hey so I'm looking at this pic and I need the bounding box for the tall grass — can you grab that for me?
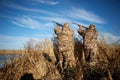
[1,53,62,80]
[0,38,120,80]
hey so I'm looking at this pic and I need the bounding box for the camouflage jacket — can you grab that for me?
[78,28,98,49]
[54,26,74,51]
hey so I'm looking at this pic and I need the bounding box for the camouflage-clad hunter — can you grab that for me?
[54,23,76,70]
[78,24,98,65]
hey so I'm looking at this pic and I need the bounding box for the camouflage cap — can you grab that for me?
[89,24,95,27]
[89,24,96,30]
[64,23,69,28]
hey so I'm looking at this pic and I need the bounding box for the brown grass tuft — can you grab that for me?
[1,52,61,80]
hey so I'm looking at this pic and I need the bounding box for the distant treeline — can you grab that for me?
[0,50,25,54]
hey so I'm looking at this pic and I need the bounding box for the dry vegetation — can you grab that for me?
[0,37,120,80]
[0,50,25,54]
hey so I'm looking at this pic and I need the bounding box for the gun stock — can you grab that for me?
[72,22,88,29]
[52,21,63,27]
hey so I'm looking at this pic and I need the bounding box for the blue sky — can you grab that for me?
[0,0,120,49]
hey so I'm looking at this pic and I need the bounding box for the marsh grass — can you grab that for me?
[0,38,120,80]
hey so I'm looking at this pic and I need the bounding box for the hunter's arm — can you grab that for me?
[78,26,85,36]
[54,26,61,35]
[93,31,98,39]
[71,29,74,36]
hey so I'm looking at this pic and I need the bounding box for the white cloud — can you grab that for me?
[44,22,54,27]
[31,16,91,33]
[12,16,42,29]
[69,8,105,24]
[11,16,55,29]
[33,0,59,5]
[99,32,120,43]
[71,21,89,27]
[40,16,72,23]
[36,16,89,26]
[37,16,90,30]
[4,2,60,16]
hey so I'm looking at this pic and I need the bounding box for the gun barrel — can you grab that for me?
[52,21,63,27]
[72,22,81,26]
[72,22,88,29]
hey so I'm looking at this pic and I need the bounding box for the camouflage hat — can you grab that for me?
[89,24,95,28]
[89,24,96,30]
[64,23,69,28]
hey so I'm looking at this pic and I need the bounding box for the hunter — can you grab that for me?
[78,24,98,65]
[54,23,76,70]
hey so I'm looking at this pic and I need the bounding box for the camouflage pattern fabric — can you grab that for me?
[78,24,98,65]
[54,23,76,70]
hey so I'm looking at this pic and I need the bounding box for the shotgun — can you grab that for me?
[72,22,88,29]
[52,21,63,27]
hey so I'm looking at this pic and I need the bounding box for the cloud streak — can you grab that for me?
[34,16,88,26]
[3,2,60,17]
[12,16,42,29]
[39,16,72,23]
[99,32,120,43]
[69,8,105,24]
[33,0,59,5]
[11,16,54,29]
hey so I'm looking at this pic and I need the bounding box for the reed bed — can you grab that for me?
[0,38,120,80]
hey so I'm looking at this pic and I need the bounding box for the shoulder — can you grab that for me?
[54,26,60,31]
[94,30,98,34]
[69,28,74,33]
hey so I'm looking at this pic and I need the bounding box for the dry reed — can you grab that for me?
[0,38,119,80]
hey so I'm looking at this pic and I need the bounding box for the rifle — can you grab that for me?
[72,22,88,29]
[52,21,63,27]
